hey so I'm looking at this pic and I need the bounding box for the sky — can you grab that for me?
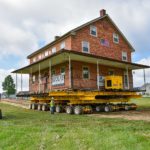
[0,0,150,93]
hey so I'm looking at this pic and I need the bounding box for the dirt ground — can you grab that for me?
[88,109,150,122]
[1,99,150,122]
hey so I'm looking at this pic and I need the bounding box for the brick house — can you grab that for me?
[13,9,149,93]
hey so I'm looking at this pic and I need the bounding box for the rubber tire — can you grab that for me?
[66,106,73,114]
[95,106,101,112]
[125,105,129,111]
[29,104,32,109]
[38,104,42,111]
[104,105,111,112]
[130,103,137,110]
[0,109,2,119]
[56,105,62,113]
[74,106,83,115]
[32,103,38,110]
[42,104,47,111]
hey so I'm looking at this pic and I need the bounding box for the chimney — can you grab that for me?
[100,9,106,17]
[55,36,60,40]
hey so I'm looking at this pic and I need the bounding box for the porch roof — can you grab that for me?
[12,49,150,74]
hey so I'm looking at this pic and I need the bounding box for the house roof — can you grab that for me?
[13,49,149,74]
[27,14,135,59]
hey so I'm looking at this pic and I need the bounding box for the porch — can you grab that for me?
[12,49,149,93]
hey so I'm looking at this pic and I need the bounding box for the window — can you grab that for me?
[83,67,90,79]
[82,41,90,53]
[122,51,127,61]
[108,70,114,76]
[33,57,36,63]
[60,41,66,49]
[41,53,45,59]
[52,69,56,76]
[61,67,65,75]
[100,38,109,47]
[49,50,52,55]
[45,51,49,57]
[90,25,97,37]
[52,47,56,54]
[113,33,119,44]
[38,54,42,60]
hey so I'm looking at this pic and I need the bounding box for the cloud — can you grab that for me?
[133,57,150,87]
[0,0,150,92]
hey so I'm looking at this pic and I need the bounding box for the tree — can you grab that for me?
[2,75,16,97]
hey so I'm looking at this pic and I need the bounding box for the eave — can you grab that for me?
[12,49,150,74]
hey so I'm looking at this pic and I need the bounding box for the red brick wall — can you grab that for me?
[71,61,133,90]
[29,62,70,92]
[29,61,133,92]
[71,18,132,62]
[30,37,72,64]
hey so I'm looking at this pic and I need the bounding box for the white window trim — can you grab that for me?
[113,33,119,44]
[45,51,49,57]
[52,47,56,54]
[60,41,66,49]
[82,41,90,53]
[38,54,42,60]
[90,25,97,37]
[122,51,128,61]
[82,66,90,80]
[33,57,36,63]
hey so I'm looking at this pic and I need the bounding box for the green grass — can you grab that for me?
[0,98,150,150]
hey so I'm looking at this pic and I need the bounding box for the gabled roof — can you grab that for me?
[27,14,135,59]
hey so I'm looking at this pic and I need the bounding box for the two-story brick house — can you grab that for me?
[13,9,149,94]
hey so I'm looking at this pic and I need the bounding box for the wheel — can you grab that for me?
[0,109,2,119]
[109,105,115,112]
[42,104,48,111]
[66,106,73,114]
[55,105,62,113]
[32,103,38,110]
[104,105,111,112]
[74,106,83,115]
[124,105,129,111]
[38,104,42,111]
[29,104,32,109]
[95,106,101,112]
[130,103,137,110]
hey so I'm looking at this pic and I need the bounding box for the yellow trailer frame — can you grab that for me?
[29,90,141,114]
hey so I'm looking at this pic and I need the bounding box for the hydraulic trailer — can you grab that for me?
[29,90,140,115]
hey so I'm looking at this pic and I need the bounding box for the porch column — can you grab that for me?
[30,68,33,92]
[16,73,18,95]
[143,69,146,90]
[21,72,23,92]
[69,54,72,89]
[97,60,100,90]
[126,67,129,89]
[49,59,52,91]
[38,63,41,93]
